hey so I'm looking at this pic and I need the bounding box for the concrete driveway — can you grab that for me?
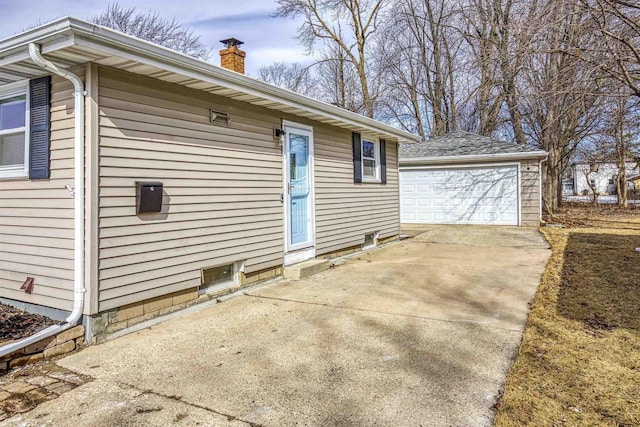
[7,225,550,427]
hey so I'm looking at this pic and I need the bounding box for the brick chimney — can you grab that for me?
[219,38,246,74]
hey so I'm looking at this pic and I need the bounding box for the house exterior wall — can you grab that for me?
[97,67,283,311]
[314,129,399,255]
[96,66,400,312]
[0,71,83,311]
[572,162,639,195]
[520,159,541,227]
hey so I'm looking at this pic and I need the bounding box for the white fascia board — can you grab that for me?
[70,26,420,143]
[0,16,420,144]
[0,17,75,51]
[0,35,77,68]
[399,151,549,166]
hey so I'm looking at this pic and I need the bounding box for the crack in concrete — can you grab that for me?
[118,381,264,427]
[243,293,523,333]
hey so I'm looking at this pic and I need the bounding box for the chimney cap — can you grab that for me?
[220,38,244,48]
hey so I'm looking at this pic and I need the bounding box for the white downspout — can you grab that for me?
[0,44,86,357]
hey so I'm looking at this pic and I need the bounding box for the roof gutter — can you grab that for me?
[34,18,421,144]
[0,44,87,358]
[0,17,420,143]
[399,150,549,166]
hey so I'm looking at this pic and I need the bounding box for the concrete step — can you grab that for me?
[283,259,330,280]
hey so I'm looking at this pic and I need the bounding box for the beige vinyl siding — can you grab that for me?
[97,67,285,311]
[97,66,403,311]
[520,160,541,227]
[314,127,400,255]
[0,72,82,311]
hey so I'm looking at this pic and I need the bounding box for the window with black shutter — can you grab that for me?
[352,132,386,184]
[0,76,50,180]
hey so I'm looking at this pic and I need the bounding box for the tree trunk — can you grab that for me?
[542,148,562,215]
[356,52,374,118]
[617,150,628,208]
[585,170,599,206]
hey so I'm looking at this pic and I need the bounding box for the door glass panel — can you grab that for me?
[289,132,310,246]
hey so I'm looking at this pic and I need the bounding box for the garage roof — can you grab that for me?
[400,131,547,164]
[0,17,420,145]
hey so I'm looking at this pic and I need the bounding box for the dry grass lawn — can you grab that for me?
[494,208,640,426]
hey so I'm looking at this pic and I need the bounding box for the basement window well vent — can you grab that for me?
[200,262,241,294]
[210,110,230,126]
[363,232,378,249]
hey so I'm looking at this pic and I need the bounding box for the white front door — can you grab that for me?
[284,122,315,254]
[400,165,520,225]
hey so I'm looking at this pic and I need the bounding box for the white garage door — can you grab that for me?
[400,165,519,225]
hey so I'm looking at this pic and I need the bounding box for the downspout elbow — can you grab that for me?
[28,43,86,96]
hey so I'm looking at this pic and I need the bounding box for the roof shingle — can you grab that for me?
[400,131,543,159]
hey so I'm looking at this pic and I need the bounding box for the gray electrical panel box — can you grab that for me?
[136,182,163,214]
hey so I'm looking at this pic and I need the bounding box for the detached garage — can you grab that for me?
[399,132,547,227]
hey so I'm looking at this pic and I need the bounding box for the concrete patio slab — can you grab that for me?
[404,224,550,249]
[5,226,550,427]
[253,227,549,331]
[4,379,247,427]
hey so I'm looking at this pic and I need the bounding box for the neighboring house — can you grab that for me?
[572,162,639,195]
[399,132,547,226]
[0,18,420,341]
[628,175,640,190]
[562,177,575,196]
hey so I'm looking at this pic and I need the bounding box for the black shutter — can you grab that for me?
[352,132,362,183]
[380,139,387,185]
[29,76,51,180]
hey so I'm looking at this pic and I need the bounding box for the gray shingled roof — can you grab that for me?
[400,131,544,159]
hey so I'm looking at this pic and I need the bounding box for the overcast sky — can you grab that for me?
[0,0,309,76]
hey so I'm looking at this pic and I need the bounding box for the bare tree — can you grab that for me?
[585,163,601,205]
[274,0,387,118]
[460,0,506,137]
[91,2,210,60]
[258,61,319,98]
[578,0,640,98]
[602,92,640,207]
[316,43,363,111]
[576,141,610,205]
[518,0,606,213]
[460,0,537,144]
[380,0,460,138]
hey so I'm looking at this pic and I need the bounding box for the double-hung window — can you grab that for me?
[361,138,380,181]
[0,82,28,179]
[352,132,386,184]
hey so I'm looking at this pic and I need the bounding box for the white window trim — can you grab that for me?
[361,137,380,183]
[0,80,30,180]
